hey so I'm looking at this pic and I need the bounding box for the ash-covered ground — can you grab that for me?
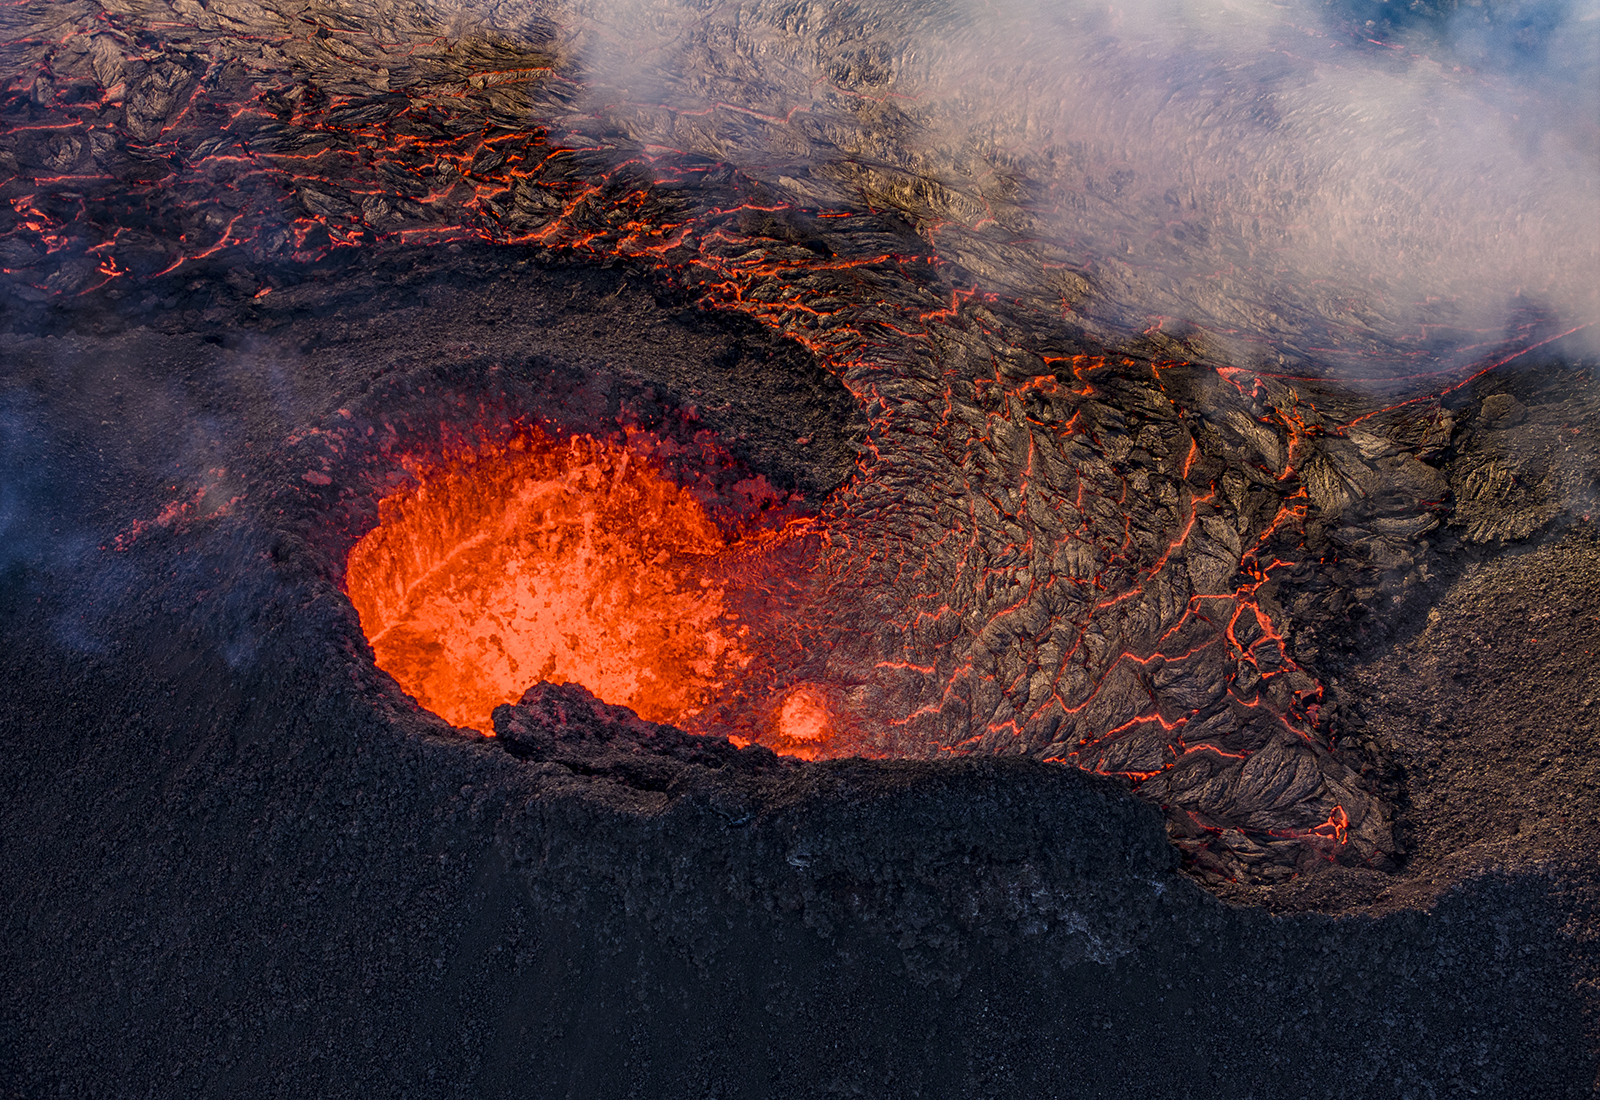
[3,0,1599,1096]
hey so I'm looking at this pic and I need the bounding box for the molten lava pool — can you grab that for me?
[345,432,758,733]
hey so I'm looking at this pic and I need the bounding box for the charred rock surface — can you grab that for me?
[0,245,863,499]
[495,681,788,785]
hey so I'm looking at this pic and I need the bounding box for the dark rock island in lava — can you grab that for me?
[2,0,1597,1096]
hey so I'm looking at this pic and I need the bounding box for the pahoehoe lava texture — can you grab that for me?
[3,0,1599,1096]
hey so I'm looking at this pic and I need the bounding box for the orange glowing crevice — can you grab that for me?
[345,431,757,733]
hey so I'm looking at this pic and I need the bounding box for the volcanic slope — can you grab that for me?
[2,0,1599,1092]
[1,260,1597,1096]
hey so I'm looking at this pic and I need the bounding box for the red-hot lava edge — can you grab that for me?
[9,0,1585,882]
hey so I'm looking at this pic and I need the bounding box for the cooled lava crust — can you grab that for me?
[2,1,1599,1097]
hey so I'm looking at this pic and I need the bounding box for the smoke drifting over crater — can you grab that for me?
[567,0,1599,374]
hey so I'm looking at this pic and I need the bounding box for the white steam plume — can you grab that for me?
[534,0,1599,376]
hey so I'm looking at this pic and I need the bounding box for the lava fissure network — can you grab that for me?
[6,0,1594,881]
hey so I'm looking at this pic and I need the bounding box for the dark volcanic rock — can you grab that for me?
[496,681,785,785]
[1479,392,1528,428]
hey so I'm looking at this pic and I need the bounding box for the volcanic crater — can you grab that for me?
[3,0,1598,1096]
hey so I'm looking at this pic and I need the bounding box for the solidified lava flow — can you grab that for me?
[345,433,756,734]
[7,0,1591,881]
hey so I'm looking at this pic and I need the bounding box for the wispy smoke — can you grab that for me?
[551,0,1599,375]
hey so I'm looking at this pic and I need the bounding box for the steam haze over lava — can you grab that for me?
[566,0,1600,374]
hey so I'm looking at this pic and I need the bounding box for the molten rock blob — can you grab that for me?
[766,686,834,761]
[345,433,753,732]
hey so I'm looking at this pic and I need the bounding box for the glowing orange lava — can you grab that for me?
[771,686,833,761]
[345,432,753,733]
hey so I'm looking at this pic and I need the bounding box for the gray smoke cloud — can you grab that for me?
[526,0,1598,376]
